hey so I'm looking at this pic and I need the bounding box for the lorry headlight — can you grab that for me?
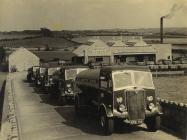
[67,88,72,93]
[67,84,71,88]
[116,97,123,103]
[149,103,155,110]
[119,104,127,112]
[147,96,153,101]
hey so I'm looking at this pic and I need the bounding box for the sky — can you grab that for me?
[0,0,187,31]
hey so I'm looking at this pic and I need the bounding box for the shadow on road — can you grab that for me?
[0,80,6,130]
[54,106,148,136]
[24,79,152,136]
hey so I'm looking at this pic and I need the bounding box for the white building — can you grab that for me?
[73,39,172,64]
[8,47,40,72]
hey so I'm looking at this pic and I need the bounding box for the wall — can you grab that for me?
[9,49,40,72]
[157,98,187,139]
[152,44,172,61]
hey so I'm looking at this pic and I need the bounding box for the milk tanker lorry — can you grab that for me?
[75,66,162,135]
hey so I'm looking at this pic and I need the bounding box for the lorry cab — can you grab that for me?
[44,66,61,88]
[75,66,161,135]
[27,66,40,82]
[52,66,88,105]
[35,67,47,86]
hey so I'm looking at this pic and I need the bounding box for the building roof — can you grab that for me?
[73,39,157,57]
[111,40,128,47]
[88,39,109,49]
[134,38,148,47]
[73,45,89,57]
[126,37,138,43]
[33,51,76,61]
[73,39,112,57]
[9,47,39,60]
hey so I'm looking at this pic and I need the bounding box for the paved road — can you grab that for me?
[11,72,179,140]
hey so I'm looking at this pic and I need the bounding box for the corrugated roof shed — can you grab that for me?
[88,39,109,49]
[134,38,148,47]
[111,40,128,47]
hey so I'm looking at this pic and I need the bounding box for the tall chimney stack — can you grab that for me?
[160,17,164,43]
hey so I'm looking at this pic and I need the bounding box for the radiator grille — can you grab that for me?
[126,90,145,120]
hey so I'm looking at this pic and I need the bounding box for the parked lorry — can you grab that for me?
[27,66,40,82]
[51,66,88,104]
[75,66,162,135]
[43,66,61,92]
[35,67,47,86]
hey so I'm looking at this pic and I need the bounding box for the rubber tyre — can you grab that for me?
[27,75,31,82]
[58,96,66,106]
[145,116,160,132]
[74,96,80,115]
[100,110,114,135]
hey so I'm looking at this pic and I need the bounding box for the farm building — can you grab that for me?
[8,47,40,72]
[73,38,172,64]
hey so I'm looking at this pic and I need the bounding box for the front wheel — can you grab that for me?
[100,110,114,135]
[27,74,31,82]
[58,96,66,106]
[74,96,80,115]
[145,116,160,131]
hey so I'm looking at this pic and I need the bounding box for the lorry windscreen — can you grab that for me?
[134,71,154,89]
[112,70,154,91]
[40,68,46,74]
[65,68,87,80]
[65,69,78,80]
[33,67,39,72]
[48,68,59,75]
[113,71,133,90]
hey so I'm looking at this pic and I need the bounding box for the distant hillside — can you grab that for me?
[1,27,187,39]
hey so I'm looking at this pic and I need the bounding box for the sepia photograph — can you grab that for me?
[0,0,187,139]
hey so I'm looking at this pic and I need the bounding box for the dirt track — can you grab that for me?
[9,72,180,140]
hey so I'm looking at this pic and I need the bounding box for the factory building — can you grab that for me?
[73,38,172,65]
[73,39,113,64]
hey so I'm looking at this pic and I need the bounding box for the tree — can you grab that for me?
[40,28,53,37]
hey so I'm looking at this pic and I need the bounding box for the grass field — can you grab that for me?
[154,76,187,104]
[0,37,79,49]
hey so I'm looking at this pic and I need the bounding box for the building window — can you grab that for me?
[95,57,103,62]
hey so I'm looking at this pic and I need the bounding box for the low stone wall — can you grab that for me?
[157,98,187,139]
[0,76,19,140]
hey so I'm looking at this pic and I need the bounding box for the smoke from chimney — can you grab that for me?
[163,0,187,19]
[160,0,187,43]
